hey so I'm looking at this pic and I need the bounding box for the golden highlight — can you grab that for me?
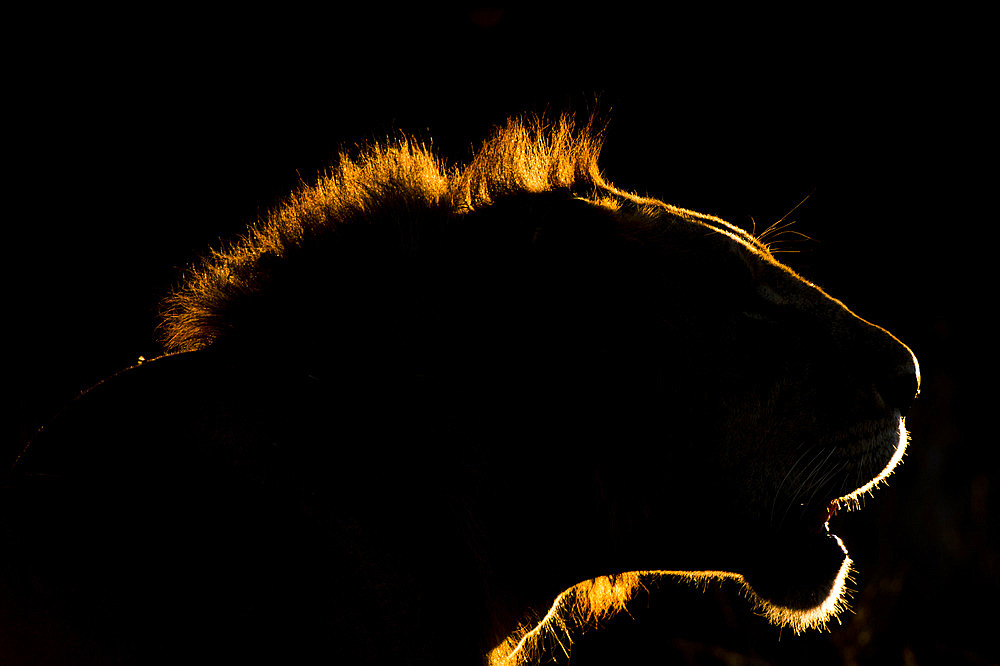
[489,416,904,664]
[146,112,917,665]
[834,415,911,513]
[488,564,856,666]
[157,114,606,353]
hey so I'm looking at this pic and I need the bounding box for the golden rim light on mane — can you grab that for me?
[157,112,779,354]
[150,113,914,665]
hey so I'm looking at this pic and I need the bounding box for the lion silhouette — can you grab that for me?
[3,115,919,665]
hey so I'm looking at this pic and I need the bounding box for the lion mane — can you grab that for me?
[7,113,918,666]
[158,115,607,354]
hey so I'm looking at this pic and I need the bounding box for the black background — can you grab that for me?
[8,8,995,665]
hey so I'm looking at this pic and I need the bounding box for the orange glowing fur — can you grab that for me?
[488,563,858,666]
[143,113,919,664]
[488,419,914,665]
[158,115,607,353]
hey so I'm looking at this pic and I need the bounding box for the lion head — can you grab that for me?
[7,114,919,665]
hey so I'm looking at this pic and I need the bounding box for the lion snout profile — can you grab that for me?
[5,114,919,665]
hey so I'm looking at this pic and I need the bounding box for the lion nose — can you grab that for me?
[876,348,920,418]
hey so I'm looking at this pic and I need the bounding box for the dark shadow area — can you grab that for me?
[7,8,993,665]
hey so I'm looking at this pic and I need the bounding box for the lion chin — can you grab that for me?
[741,527,853,626]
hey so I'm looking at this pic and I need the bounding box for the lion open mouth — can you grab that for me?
[807,499,839,535]
[740,415,909,628]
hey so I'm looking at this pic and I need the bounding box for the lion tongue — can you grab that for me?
[808,500,838,534]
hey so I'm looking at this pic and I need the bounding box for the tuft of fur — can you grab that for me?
[486,566,856,666]
[157,115,608,353]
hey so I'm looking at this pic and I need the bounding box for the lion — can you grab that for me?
[3,114,919,665]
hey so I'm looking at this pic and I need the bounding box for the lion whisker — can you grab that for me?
[771,445,820,525]
[803,461,847,515]
[778,447,837,529]
[755,192,813,244]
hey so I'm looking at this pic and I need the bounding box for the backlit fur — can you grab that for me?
[158,115,607,353]
[151,113,917,664]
